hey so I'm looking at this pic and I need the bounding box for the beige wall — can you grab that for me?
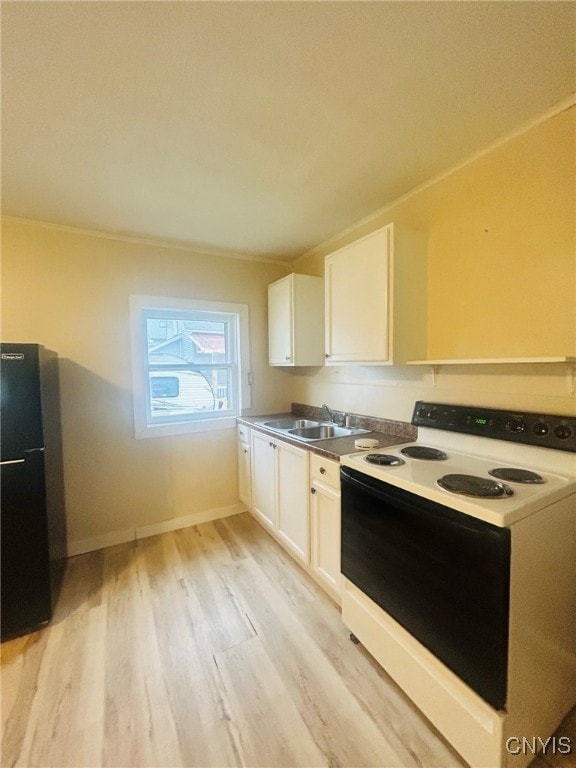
[2,107,574,551]
[291,107,576,423]
[1,220,291,550]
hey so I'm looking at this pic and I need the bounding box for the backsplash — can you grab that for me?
[292,402,417,441]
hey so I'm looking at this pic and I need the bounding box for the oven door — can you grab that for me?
[340,466,510,710]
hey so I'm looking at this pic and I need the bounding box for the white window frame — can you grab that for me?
[130,295,251,439]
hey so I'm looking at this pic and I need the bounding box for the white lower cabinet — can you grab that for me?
[310,454,342,602]
[276,443,310,562]
[250,430,277,528]
[250,431,310,563]
[237,425,252,508]
[246,425,341,600]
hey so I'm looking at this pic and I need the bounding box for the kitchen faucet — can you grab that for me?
[321,403,346,426]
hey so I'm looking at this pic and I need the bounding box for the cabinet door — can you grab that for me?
[310,479,341,599]
[276,441,310,563]
[238,440,251,508]
[325,227,390,363]
[250,431,276,528]
[268,277,293,365]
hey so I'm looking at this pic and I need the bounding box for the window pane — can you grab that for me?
[211,368,232,412]
[149,370,216,417]
[146,317,229,367]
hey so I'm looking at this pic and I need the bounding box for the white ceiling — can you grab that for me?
[2,1,575,261]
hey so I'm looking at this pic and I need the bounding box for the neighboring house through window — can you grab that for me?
[130,295,251,438]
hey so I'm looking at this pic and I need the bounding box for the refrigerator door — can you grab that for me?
[1,451,52,639]
[0,344,44,460]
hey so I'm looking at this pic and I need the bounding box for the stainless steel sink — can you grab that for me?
[258,416,368,442]
[261,418,322,430]
[287,425,368,441]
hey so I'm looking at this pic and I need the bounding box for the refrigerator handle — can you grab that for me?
[1,448,44,465]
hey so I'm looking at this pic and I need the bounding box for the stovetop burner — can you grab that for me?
[365,454,405,466]
[488,467,545,484]
[438,474,514,499]
[401,446,448,461]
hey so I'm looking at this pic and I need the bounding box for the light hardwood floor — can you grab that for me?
[1,512,574,768]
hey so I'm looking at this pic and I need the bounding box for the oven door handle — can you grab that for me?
[340,466,400,503]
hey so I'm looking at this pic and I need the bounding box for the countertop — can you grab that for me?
[238,410,416,461]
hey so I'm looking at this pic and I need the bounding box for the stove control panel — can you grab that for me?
[412,401,576,453]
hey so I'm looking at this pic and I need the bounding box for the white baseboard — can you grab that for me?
[68,503,247,557]
[68,527,136,557]
[136,503,245,540]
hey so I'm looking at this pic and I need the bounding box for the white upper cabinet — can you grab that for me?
[324,223,427,365]
[268,273,324,366]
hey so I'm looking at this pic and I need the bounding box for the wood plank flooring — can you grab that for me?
[1,512,574,768]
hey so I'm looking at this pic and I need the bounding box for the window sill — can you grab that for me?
[134,415,237,439]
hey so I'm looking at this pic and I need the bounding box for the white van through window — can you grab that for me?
[130,296,250,438]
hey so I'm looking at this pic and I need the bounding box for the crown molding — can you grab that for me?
[1,216,293,268]
[299,93,576,262]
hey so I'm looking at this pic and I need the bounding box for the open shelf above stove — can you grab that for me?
[406,356,575,365]
[406,357,576,394]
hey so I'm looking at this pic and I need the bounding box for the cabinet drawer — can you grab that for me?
[310,453,340,490]
[237,424,251,444]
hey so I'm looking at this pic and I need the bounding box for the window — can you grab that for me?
[130,295,251,438]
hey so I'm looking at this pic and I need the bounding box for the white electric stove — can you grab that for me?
[340,401,576,768]
[342,428,576,528]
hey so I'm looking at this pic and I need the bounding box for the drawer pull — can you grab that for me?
[320,467,327,474]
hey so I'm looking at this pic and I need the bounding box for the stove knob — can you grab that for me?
[554,424,573,440]
[505,417,525,434]
[533,421,549,436]
[427,409,438,420]
[416,407,427,419]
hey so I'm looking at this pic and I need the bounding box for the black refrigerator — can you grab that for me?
[1,343,67,641]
